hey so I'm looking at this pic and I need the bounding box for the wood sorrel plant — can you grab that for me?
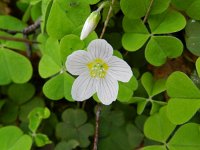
[0,0,200,150]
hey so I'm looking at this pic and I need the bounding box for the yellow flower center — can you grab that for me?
[87,58,109,78]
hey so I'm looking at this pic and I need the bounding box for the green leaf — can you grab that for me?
[5,34,26,51]
[142,146,167,150]
[0,100,19,123]
[28,107,50,133]
[148,10,186,34]
[185,0,200,20]
[120,0,170,19]
[196,57,200,77]
[0,126,32,150]
[62,108,87,126]
[34,133,52,147]
[39,37,62,78]
[8,83,35,105]
[118,76,138,102]
[122,17,149,51]
[166,71,200,124]
[19,97,45,122]
[46,1,74,39]
[30,0,41,5]
[141,72,166,97]
[185,20,200,56]
[0,48,33,85]
[167,98,200,125]
[0,15,27,30]
[144,106,176,143]
[31,2,41,21]
[0,100,5,110]
[57,0,90,27]
[43,72,74,101]
[171,0,200,20]
[41,0,52,33]
[56,108,94,148]
[126,123,144,148]
[168,123,200,150]
[55,140,79,150]
[98,107,142,150]
[171,0,195,10]
[167,71,200,98]
[60,34,85,62]
[145,36,183,66]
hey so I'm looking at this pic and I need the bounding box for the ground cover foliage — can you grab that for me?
[0,0,200,150]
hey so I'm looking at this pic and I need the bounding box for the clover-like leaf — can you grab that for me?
[130,72,166,114]
[148,10,186,34]
[46,1,74,39]
[58,0,90,27]
[0,126,32,150]
[39,37,62,78]
[0,15,27,30]
[166,71,200,124]
[0,48,33,85]
[19,97,45,122]
[0,100,19,123]
[142,146,167,150]
[118,76,138,103]
[99,107,143,150]
[8,83,35,105]
[171,0,200,20]
[145,36,183,66]
[43,72,74,101]
[56,109,94,148]
[55,140,79,150]
[141,72,166,97]
[168,123,200,149]
[122,17,150,51]
[144,106,176,143]
[196,57,200,77]
[60,34,85,62]
[28,107,51,133]
[120,0,170,19]
[34,133,52,147]
[185,20,200,56]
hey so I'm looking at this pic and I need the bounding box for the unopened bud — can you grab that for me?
[80,11,101,40]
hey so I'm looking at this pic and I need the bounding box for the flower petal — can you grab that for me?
[72,72,97,101]
[87,39,113,59]
[97,75,118,105]
[107,56,133,82]
[66,50,90,75]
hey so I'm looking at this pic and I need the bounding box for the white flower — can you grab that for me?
[80,11,100,40]
[66,39,133,105]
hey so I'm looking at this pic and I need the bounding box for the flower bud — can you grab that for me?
[80,11,101,40]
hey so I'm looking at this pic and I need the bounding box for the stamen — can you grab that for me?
[87,58,108,78]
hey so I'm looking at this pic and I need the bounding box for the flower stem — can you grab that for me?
[143,0,154,23]
[93,104,102,150]
[99,0,116,39]
[92,1,115,149]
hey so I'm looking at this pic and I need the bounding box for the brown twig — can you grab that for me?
[0,35,39,44]
[23,18,41,57]
[99,0,116,39]
[22,18,41,35]
[93,104,102,150]
[0,28,22,34]
[0,18,41,57]
[143,0,154,23]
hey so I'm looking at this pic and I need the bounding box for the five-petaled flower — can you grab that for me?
[66,39,133,105]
